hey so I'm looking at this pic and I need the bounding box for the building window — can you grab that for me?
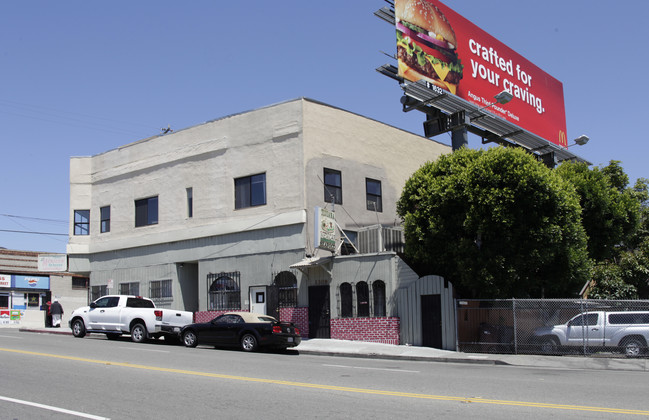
[74,210,90,235]
[373,280,386,317]
[150,279,172,301]
[235,173,266,209]
[208,272,241,310]
[91,285,108,301]
[323,168,342,204]
[119,282,140,296]
[71,277,88,290]
[100,206,110,233]
[26,293,40,308]
[340,282,353,318]
[366,178,383,212]
[341,230,357,255]
[274,271,298,308]
[186,187,193,218]
[356,281,369,317]
[135,196,158,227]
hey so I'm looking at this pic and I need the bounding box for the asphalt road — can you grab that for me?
[1,330,648,419]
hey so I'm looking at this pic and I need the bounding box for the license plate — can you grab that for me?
[288,337,294,343]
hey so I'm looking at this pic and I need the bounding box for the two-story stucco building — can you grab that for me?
[67,98,457,348]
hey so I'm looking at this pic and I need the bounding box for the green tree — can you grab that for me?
[397,147,591,298]
[556,162,649,299]
[588,262,638,300]
[555,161,641,261]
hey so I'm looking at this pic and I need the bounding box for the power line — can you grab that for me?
[0,98,161,138]
[1,214,67,224]
[0,229,67,236]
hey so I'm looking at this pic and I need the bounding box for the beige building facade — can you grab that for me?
[67,98,457,348]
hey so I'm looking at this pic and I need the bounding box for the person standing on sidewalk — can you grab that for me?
[50,300,64,328]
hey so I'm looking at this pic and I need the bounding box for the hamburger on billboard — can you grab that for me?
[395,0,568,147]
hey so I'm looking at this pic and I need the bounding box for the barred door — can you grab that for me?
[309,285,330,339]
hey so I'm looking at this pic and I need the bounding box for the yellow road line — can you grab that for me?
[2,347,648,416]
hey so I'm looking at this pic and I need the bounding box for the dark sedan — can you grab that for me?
[180,312,301,352]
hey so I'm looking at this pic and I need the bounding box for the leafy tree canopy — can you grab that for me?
[555,161,642,261]
[397,147,591,298]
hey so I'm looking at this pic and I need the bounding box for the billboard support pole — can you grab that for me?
[451,126,468,151]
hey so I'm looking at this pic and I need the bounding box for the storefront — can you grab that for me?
[0,273,50,325]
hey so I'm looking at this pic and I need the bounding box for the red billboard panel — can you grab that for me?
[395,0,567,147]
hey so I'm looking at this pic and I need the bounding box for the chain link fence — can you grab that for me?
[456,299,649,357]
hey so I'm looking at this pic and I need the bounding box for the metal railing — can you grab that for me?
[456,299,649,357]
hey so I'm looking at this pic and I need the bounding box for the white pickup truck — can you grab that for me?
[69,295,194,343]
[533,311,649,357]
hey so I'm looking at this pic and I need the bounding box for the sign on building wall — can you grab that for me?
[0,274,10,288]
[13,275,49,290]
[395,0,567,147]
[314,207,336,252]
[38,254,68,272]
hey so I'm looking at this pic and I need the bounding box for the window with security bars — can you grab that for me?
[90,285,108,301]
[340,282,353,318]
[119,282,140,296]
[72,277,88,290]
[356,281,369,317]
[150,279,172,300]
[373,280,386,317]
[273,271,298,308]
[208,272,241,310]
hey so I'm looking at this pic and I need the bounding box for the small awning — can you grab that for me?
[290,256,333,275]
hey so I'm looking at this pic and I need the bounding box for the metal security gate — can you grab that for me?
[308,285,330,338]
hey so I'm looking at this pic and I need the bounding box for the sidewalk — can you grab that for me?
[17,327,649,372]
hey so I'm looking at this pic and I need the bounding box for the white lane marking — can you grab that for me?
[0,335,22,339]
[117,346,169,353]
[323,364,419,373]
[0,395,110,419]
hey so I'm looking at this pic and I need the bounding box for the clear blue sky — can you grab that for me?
[2,0,648,253]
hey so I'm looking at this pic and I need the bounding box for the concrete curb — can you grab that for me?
[19,327,72,336]
[295,349,511,365]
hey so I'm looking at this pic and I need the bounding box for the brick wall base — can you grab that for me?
[330,317,400,345]
[193,308,309,338]
[194,310,248,323]
[279,307,309,338]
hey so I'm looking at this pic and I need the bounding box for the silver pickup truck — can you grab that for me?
[533,311,649,357]
[69,295,193,343]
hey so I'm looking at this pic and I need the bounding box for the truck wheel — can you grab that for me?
[540,336,559,355]
[130,323,148,343]
[71,319,86,338]
[622,338,645,357]
[241,333,258,352]
[182,330,198,348]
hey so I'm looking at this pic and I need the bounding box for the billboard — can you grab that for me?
[395,0,568,147]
